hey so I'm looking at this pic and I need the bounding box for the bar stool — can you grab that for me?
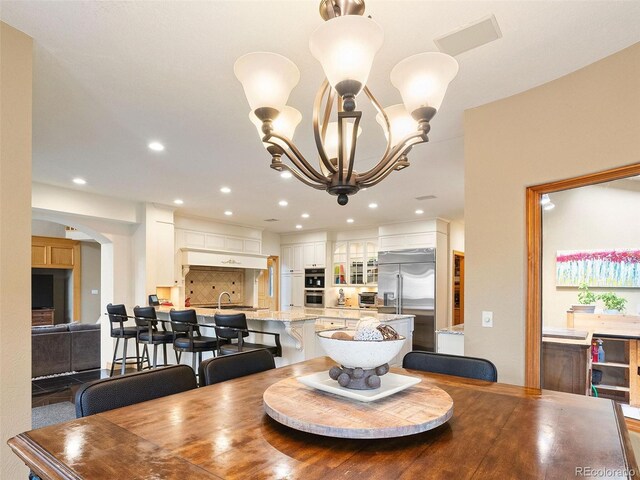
[133,305,173,369]
[106,303,143,376]
[169,309,218,374]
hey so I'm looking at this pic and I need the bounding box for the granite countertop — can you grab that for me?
[156,306,413,323]
[436,324,464,335]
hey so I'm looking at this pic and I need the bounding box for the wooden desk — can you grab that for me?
[8,357,638,479]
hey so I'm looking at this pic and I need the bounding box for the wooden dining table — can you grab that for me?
[9,357,638,479]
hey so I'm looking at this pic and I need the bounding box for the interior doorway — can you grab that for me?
[258,256,279,310]
[452,251,464,326]
[525,163,640,388]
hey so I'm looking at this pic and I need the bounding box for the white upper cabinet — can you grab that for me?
[332,239,378,286]
[303,242,326,268]
[282,244,304,273]
[177,229,261,255]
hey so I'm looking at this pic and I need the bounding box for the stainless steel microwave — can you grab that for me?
[304,289,324,307]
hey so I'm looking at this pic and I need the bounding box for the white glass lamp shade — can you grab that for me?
[323,121,362,161]
[375,104,418,147]
[390,52,459,114]
[309,16,384,98]
[234,52,300,113]
[249,106,302,150]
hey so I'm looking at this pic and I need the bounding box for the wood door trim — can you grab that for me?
[525,163,640,388]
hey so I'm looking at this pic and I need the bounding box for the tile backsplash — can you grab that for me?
[185,267,244,305]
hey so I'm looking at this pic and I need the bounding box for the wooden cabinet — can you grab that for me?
[592,337,637,405]
[282,245,304,273]
[542,337,591,396]
[32,236,81,322]
[32,309,54,326]
[332,240,378,286]
[32,236,78,268]
[280,272,303,309]
[452,251,464,325]
[303,242,326,268]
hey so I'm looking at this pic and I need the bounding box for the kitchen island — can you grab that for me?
[156,306,414,367]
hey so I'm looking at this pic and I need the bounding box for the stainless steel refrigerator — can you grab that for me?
[377,248,436,351]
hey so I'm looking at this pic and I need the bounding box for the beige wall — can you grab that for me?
[464,43,640,385]
[543,183,640,327]
[81,242,101,323]
[0,22,33,478]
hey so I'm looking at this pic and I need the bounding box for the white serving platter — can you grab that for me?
[297,371,421,402]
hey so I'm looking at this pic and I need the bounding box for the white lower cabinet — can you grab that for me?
[281,273,304,309]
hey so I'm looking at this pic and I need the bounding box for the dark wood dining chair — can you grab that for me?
[133,305,173,369]
[106,303,143,376]
[169,309,218,373]
[198,349,275,387]
[74,365,197,417]
[213,313,281,357]
[402,351,498,382]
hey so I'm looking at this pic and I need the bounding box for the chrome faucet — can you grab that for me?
[218,291,232,310]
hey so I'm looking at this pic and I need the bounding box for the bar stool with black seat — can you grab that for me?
[402,351,498,382]
[106,303,143,377]
[213,313,281,357]
[133,305,174,369]
[169,309,218,373]
[198,349,275,387]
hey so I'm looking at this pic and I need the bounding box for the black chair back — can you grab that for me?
[170,309,199,334]
[214,313,249,340]
[107,303,128,335]
[133,305,158,328]
[75,365,197,417]
[402,351,498,382]
[199,349,275,386]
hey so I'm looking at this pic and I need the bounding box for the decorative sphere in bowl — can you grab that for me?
[317,329,406,369]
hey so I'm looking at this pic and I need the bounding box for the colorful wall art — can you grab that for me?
[556,249,640,287]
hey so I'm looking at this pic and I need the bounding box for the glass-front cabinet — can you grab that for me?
[333,242,348,285]
[333,240,378,286]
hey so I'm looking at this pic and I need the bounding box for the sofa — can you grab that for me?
[32,323,101,378]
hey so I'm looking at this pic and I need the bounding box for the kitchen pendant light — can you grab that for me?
[234,0,459,205]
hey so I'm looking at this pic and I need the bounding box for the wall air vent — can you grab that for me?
[415,195,437,201]
[434,14,502,57]
[263,218,279,222]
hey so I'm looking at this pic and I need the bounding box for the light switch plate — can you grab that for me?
[482,311,493,327]
[91,289,99,295]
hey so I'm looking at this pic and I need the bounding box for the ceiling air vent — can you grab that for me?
[434,14,502,56]
[263,218,279,222]
[415,195,437,201]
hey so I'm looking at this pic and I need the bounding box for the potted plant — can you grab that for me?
[598,292,627,314]
[572,283,597,313]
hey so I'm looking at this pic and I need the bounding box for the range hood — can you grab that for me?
[181,248,268,270]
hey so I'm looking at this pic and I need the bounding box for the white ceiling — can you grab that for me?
[2,1,639,233]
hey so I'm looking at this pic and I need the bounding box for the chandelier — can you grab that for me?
[234,0,458,205]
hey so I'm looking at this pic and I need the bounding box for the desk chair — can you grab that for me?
[75,365,197,417]
[106,303,143,376]
[199,349,275,387]
[402,351,498,382]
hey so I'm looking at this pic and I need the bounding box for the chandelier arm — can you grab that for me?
[277,163,327,190]
[313,80,337,175]
[265,134,329,184]
[358,131,428,182]
[343,111,362,183]
[360,154,410,188]
[363,86,391,160]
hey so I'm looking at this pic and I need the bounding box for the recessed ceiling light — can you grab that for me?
[415,209,424,215]
[72,178,86,185]
[347,218,354,223]
[361,188,368,191]
[295,224,303,229]
[301,213,310,219]
[368,203,378,209]
[148,141,165,152]
[279,200,288,207]
[173,199,184,205]
[220,187,231,194]
[280,171,293,179]
[224,210,233,216]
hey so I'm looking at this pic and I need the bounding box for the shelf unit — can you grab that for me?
[332,240,377,286]
[452,251,464,325]
[591,337,637,404]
